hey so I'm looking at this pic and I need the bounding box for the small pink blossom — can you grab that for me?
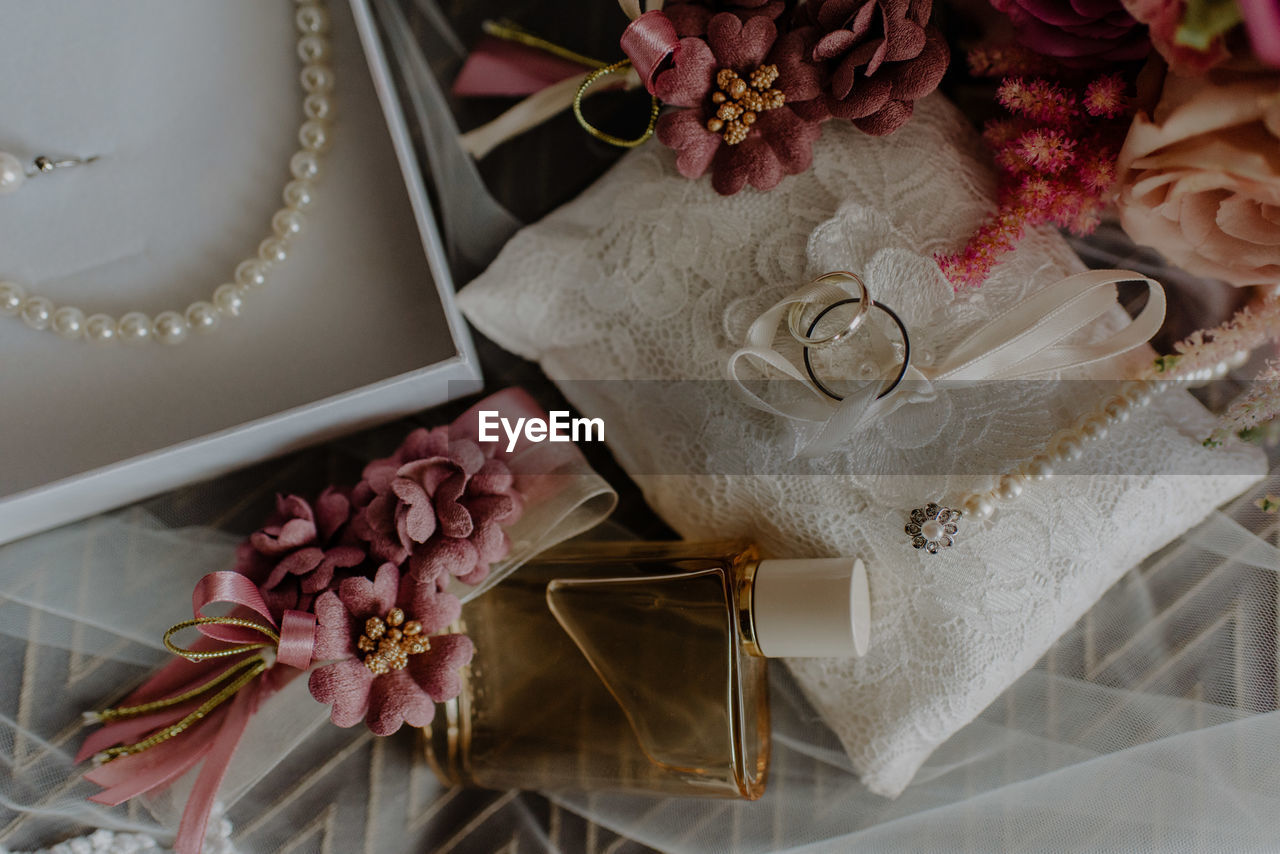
[1014,128,1076,172]
[996,77,1078,124]
[1083,73,1129,118]
[308,563,472,736]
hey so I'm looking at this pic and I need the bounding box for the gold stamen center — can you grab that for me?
[358,607,429,675]
[706,65,785,145]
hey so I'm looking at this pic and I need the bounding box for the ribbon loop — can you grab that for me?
[620,10,679,94]
[188,570,315,670]
[933,269,1166,382]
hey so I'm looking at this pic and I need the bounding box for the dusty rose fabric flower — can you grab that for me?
[663,0,788,37]
[1115,68,1280,287]
[351,426,523,584]
[308,563,472,736]
[804,0,950,133]
[654,14,824,194]
[233,490,366,617]
[991,0,1150,66]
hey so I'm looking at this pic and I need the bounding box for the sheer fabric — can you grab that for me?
[4,472,1280,852]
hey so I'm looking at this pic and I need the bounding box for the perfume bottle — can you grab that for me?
[424,540,869,800]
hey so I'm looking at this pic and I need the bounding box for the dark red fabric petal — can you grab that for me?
[854,98,914,134]
[759,107,822,174]
[309,659,373,728]
[409,634,474,702]
[656,109,723,179]
[815,28,858,59]
[707,12,777,69]
[365,669,435,735]
[883,28,948,100]
[883,18,926,60]
[827,76,892,118]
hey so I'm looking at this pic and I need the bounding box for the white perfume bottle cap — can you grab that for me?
[751,557,870,658]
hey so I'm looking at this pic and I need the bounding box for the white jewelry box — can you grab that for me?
[0,0,481,544]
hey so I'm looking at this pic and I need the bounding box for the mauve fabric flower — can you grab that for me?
[1119,0,1229,73]
[654,14,824,194]
[803,0,949,133]
[663,0,788,37]
[351,426,523,584]
[233,490,366,618]
[991,0,1150,66]
[1115,68,1280,287]
[308,563,471,736]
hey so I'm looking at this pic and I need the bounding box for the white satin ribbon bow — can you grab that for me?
[727,269,1167,456]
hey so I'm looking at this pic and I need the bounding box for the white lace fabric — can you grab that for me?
[458,93,1266,796]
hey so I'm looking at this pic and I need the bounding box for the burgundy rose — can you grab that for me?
[234,490,366,617]
[308,563,472,735]
[804,0,949,134]
[351,426,523,585]
[654,14,825,195]
[663,0,788,37]
[991,0,1150,66]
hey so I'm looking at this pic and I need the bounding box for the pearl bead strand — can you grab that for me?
[0,2,334,346]
[955,356,1246,524]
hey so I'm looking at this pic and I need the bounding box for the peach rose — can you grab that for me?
[1115,68,1280,287]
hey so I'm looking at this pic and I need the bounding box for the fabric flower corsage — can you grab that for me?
[351,425,523,584]
[802,0,950,133]
[655,14,825,194]
[454,0,948,196]
[74,388,613,854]
[234,489,365,617]
[309,563,472,735]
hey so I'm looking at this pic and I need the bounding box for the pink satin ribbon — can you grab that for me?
[619,10,678,94]
[80,571,316,854]
[451,386,551,457]
[452,36,596,97]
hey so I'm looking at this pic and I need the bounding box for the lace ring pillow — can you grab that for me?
[458,94,1264,796]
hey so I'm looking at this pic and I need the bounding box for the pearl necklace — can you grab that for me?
[908,353,1247,553]
[0,2,335,346]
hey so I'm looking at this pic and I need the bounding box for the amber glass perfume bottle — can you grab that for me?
[424,541,869,800]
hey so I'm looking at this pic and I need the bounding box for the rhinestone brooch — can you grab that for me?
[906,503,960,554]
